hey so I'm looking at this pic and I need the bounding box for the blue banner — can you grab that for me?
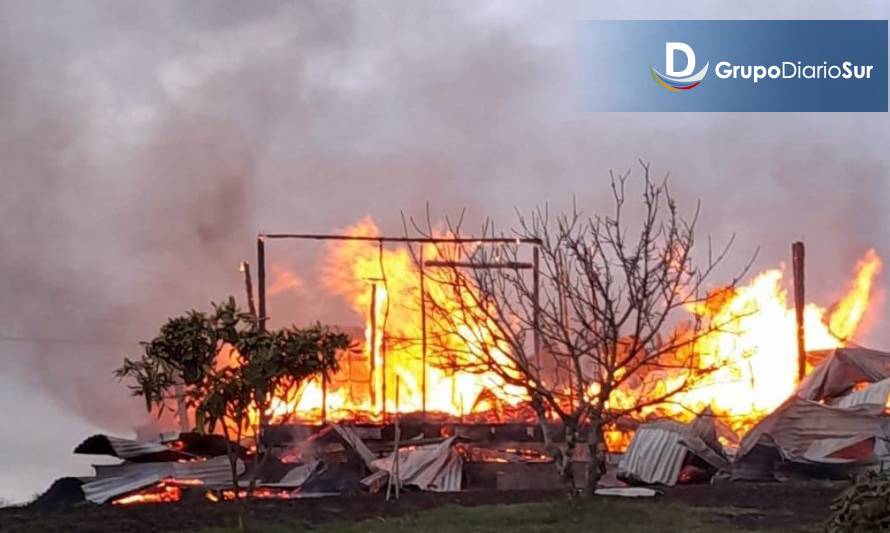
[580,20,888,112]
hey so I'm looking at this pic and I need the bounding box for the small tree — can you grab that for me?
[116,297,350,496]
[406,162,754,495]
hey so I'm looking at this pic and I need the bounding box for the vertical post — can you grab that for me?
[420,245,427,420]
[240,261,257,319]
[792,241,806,383]
[532,246,542,379]
[321,374,328,424]
[369,283,378,411]
[394,375,400,499]
[386,376,401,501]
[381,325,387,421]
[257,237,267,332]
[377,240,388,422]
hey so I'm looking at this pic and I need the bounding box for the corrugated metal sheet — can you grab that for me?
[83,456,244,503]
[75,434,191,461]
[832,378,890,409]
[248,460,320,489]
[803,435,877,463]
[801,378,890,462]
[371,437,462,492]
[618,426,687,486]
[82,472,167,504]
[429,450,462,492]
[331,424,376,468]
[93,456,242,482]
[106,436,171,459]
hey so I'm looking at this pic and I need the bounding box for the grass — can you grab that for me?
[200,499,773,533]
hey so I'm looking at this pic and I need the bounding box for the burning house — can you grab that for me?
[49,217,889,506]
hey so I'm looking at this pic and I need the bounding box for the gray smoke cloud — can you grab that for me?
[1,0,889,502]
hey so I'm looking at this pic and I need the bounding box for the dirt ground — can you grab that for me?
[660,480,845,530]
[0,481,846,532]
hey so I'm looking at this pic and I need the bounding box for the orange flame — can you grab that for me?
[112,482,181,505]
[607,248,882,438]
[257,217,881,451]
[830,248,882,340]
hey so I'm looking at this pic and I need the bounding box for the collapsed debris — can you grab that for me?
[67,423,485,504]
[618,347,890,486]
[733,347,890,481]
[50,346,890,505]
[368,436,463,492]
[617,409,730,486]
[79,446,245,504]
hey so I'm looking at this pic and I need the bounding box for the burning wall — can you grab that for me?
[264,218,882,449]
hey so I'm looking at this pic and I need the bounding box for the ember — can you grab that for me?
[112,482,181,506]
[218,488,296,500]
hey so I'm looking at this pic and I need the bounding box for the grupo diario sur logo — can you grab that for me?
[649,40,877,93]
[581,20,887,111]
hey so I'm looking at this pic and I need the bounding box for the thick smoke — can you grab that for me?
[0,1,888,502]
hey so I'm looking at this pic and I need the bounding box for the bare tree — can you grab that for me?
[405,162,755,495]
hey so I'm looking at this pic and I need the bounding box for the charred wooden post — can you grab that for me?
[240,261,257,319]
[792,241,806,382]
[419,245,428,421]
[386,376,401,501]
[381,331,388,421]
[378,240,389,422]
[423,260,533,269]
[257,237,267,332]
[369,282,378,410]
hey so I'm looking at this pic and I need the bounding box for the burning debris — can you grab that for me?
[252,216,883,449]
[41,188,890,505]
[732,347,890,481]
[66,423,465,505]
[616,346,890,486]
[369,437,463,492]
[617,410,730,486]
[75,436,245,505]
[63,342,890,506]
[49,347,890,507]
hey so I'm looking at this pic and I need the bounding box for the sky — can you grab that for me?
[2,1,890,503]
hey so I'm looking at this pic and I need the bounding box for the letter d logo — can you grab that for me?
[650,42,709,92]
[665,42,695,77]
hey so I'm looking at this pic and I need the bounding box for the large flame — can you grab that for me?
[679,248,881,433]
[262,218,881,448]
[279,217,523,421]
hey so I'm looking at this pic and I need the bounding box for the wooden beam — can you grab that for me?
[792,241,806,382]
[239,261,257,319]
[423,260,533,270]
[257,237,267,332]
